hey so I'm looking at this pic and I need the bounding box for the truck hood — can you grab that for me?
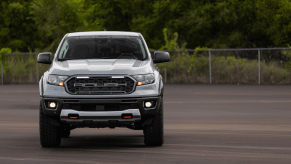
[48,59,153,75]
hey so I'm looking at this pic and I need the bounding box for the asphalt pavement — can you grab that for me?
[0,84,291,164]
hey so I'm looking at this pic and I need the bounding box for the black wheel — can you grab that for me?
[61,129,71,138]
[39,102,61,147]
[144,98,164,146]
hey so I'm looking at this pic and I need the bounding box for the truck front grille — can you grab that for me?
[65,76,135,95]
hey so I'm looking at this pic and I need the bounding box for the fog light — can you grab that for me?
[145,101,152,108]
[49,102,56,108]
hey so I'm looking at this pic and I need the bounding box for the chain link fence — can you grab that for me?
[153,48,291,85]
[1,48,291,85]
[0,53,50,84]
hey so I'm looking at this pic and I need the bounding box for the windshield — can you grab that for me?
[57,36,148,61]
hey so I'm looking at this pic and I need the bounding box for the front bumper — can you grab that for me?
[60,109,141,127]
[41,96,161,127]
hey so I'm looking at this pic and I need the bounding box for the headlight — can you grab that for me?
[47,75,68,86]
[132,74,155,85]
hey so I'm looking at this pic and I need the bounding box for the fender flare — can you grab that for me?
[39,76,44,97]
[158,75,164,96]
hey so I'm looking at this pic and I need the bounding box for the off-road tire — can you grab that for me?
[144,98,164,146]
[61,129,71,138]
[39,102,61,147]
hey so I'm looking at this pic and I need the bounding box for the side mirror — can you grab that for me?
[153,51,171,63]
[37,52,52,64]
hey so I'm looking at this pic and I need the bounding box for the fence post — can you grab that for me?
[164,63,167,84]
[1,62,3,85]
[258,49,260,85]
[37,63,39,84]
[209,50,212,84]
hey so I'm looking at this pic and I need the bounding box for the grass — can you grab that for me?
[157,51,291,85]
[0,52,290,84]
[0,54,49,84]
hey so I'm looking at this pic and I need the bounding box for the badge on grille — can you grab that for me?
[96,105,104,111]
[74,83,126,87]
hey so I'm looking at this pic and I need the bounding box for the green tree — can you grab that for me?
[30,0,89,52]
[0,0,40,51]
[3,0,291,52]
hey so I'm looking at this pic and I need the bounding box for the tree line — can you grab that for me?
[1,0,291,52]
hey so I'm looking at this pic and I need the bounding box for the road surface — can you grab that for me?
[0,84,290,164]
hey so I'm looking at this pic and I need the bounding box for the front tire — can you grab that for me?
[39,102,61,147]
[144,98,164,146]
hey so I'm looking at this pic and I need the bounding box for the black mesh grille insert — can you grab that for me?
[65,76,135,95]
[62,103,139,111]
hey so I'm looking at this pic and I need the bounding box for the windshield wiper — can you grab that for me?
[58,58,72,61]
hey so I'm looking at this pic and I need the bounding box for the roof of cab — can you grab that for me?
[67,31,140,37]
